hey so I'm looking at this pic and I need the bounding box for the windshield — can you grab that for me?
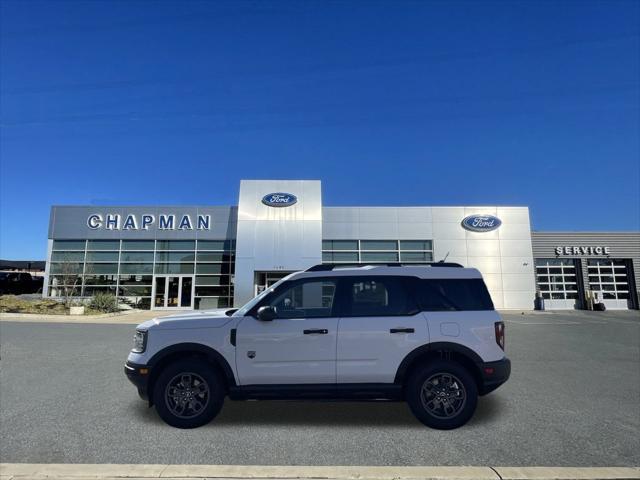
[232,276,291,317]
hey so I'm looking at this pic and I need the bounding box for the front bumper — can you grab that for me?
[124,361,150,401]
[478,357,511,395]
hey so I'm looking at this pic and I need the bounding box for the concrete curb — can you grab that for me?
[1,464,638,480]
[0,310,172,324]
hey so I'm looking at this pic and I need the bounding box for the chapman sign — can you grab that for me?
[87,213,211,231]
[555,246,611,256]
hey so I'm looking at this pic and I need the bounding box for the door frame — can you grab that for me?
[152,274,195,310]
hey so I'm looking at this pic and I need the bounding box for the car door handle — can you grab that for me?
[303,329,328,334]
[390,328,415,334]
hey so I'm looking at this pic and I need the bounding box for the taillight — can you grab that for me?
[495,321,505,350]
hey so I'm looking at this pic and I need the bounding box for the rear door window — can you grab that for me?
[342,276,418,317]
[415,279,494,311]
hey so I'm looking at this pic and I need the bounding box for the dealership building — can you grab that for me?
[44,180,640,311]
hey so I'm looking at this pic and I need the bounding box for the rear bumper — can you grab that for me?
[478,357,511,395]
[124,361,150,401]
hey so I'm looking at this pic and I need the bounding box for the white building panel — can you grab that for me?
[467,239,501,257]
[499,222,534,240]
[397,207,433,223]
[500,257,535,275]
[432,222,467,240]
[501,273,536,292]
[359,207,398,222]
[500,239,535,257]
[466,257,503,274]
[358,222,399,239]
[432,207,465,223]
[397,222,433,239]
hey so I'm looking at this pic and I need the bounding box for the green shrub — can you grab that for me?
[89,293,119,313]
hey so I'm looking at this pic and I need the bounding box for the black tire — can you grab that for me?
[152,359,225,429]
[405,360,478,430]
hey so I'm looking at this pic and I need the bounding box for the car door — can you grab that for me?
[235,277,339,385]
[336,276,429,384]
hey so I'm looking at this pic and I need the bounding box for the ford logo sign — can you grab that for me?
[461,214,502,232]
[261,193,298,207]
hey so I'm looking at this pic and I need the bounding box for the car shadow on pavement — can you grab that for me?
[131,394,504,427]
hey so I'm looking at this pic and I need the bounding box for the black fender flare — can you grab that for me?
[394,342,484,384]
[147,342,237,388]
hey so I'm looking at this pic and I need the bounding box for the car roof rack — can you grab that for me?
[305,262,464,272]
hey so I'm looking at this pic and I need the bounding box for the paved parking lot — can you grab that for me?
[1,311,638,466]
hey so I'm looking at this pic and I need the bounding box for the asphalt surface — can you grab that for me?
[1,311,638,466]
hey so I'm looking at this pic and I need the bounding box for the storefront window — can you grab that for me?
[86,252,119,262]
[155,252,195,262]
[154,263,194,274]
[120,251,154,263]
[197,240,234,250]
[48,237,235,310]
[121,240,155,250]
[156,240,195,250]
[87,240,119,250]
[52,240,86,250]
[322,239,434,264]
[51,251,85,262]
[119,263,154,274]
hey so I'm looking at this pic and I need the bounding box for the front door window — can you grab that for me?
[154,277,166,308]
[153,276,193,309]
[181,277,193,307]
[167,277,180,307]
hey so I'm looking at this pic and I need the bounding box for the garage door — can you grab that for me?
[536,258,580,310]
[587,259,631,310]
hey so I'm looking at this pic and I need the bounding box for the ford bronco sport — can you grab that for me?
[125,263,510,429]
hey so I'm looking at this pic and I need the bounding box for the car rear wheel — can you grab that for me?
[405,360,478,430]
[153,359,225,429]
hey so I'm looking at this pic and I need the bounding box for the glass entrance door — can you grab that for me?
[254,271,293,296]
[153,275,194,309]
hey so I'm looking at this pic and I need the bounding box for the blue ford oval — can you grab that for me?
[461,214,502,232]
[261,193,298,207]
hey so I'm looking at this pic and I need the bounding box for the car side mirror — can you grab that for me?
[257,305,277,321]
[224,308,238,317]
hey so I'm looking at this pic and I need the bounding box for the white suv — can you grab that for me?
[125,264,510,429]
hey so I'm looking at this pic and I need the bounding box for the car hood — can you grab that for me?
[137,310,235,331]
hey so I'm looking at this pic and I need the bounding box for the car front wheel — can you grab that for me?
[152,359,225,429]
[405,360,478,430]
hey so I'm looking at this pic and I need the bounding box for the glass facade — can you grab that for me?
[322,239,434,263]
[48,239,235,309]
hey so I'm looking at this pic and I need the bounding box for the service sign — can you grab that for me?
[261,193,298,207]
[461,214,502,232]
[555,246,611,256]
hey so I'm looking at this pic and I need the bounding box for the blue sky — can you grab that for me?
[1,0,638,260]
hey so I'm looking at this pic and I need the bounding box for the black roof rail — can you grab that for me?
[305,262,464,272]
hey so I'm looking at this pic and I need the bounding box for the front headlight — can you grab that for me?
[132,330,147,353]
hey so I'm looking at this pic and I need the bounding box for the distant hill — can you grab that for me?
[0,260,46,271]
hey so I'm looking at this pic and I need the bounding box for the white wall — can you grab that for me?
[323,206,536,310]
[234,180,323,306]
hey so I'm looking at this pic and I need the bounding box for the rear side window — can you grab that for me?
[415,279,494,311]
[343,276,418,316]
